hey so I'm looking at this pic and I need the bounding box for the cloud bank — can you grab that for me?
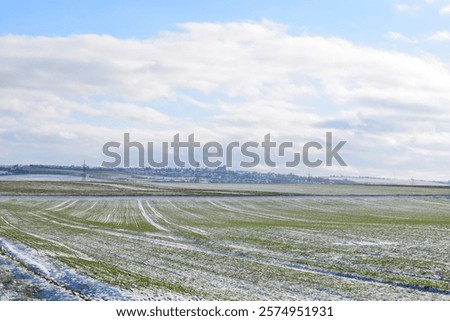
[1,20,450,179]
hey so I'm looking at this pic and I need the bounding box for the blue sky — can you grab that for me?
[1,1,450,179]
[1,1,448,43]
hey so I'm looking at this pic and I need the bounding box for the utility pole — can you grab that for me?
[82,160,87,180]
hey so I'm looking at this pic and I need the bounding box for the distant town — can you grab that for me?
[1,164,448,186]
[0,164,345,184]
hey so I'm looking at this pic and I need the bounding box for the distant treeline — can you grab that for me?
[0,164,350,184]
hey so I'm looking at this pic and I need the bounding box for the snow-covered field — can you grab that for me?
[327,176,449,186]
[0,174,103,182]
[0,189,449,300]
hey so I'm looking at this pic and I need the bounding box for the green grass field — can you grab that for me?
[0,180,449,300]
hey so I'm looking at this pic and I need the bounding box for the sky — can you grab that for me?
[1,0,450,180]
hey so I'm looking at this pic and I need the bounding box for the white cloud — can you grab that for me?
[99,102,173,126]
[439,4,450,13]
[395,3,420,12]
[1,21,450,179]
[428,30,450,41]
[387,31,416,42]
